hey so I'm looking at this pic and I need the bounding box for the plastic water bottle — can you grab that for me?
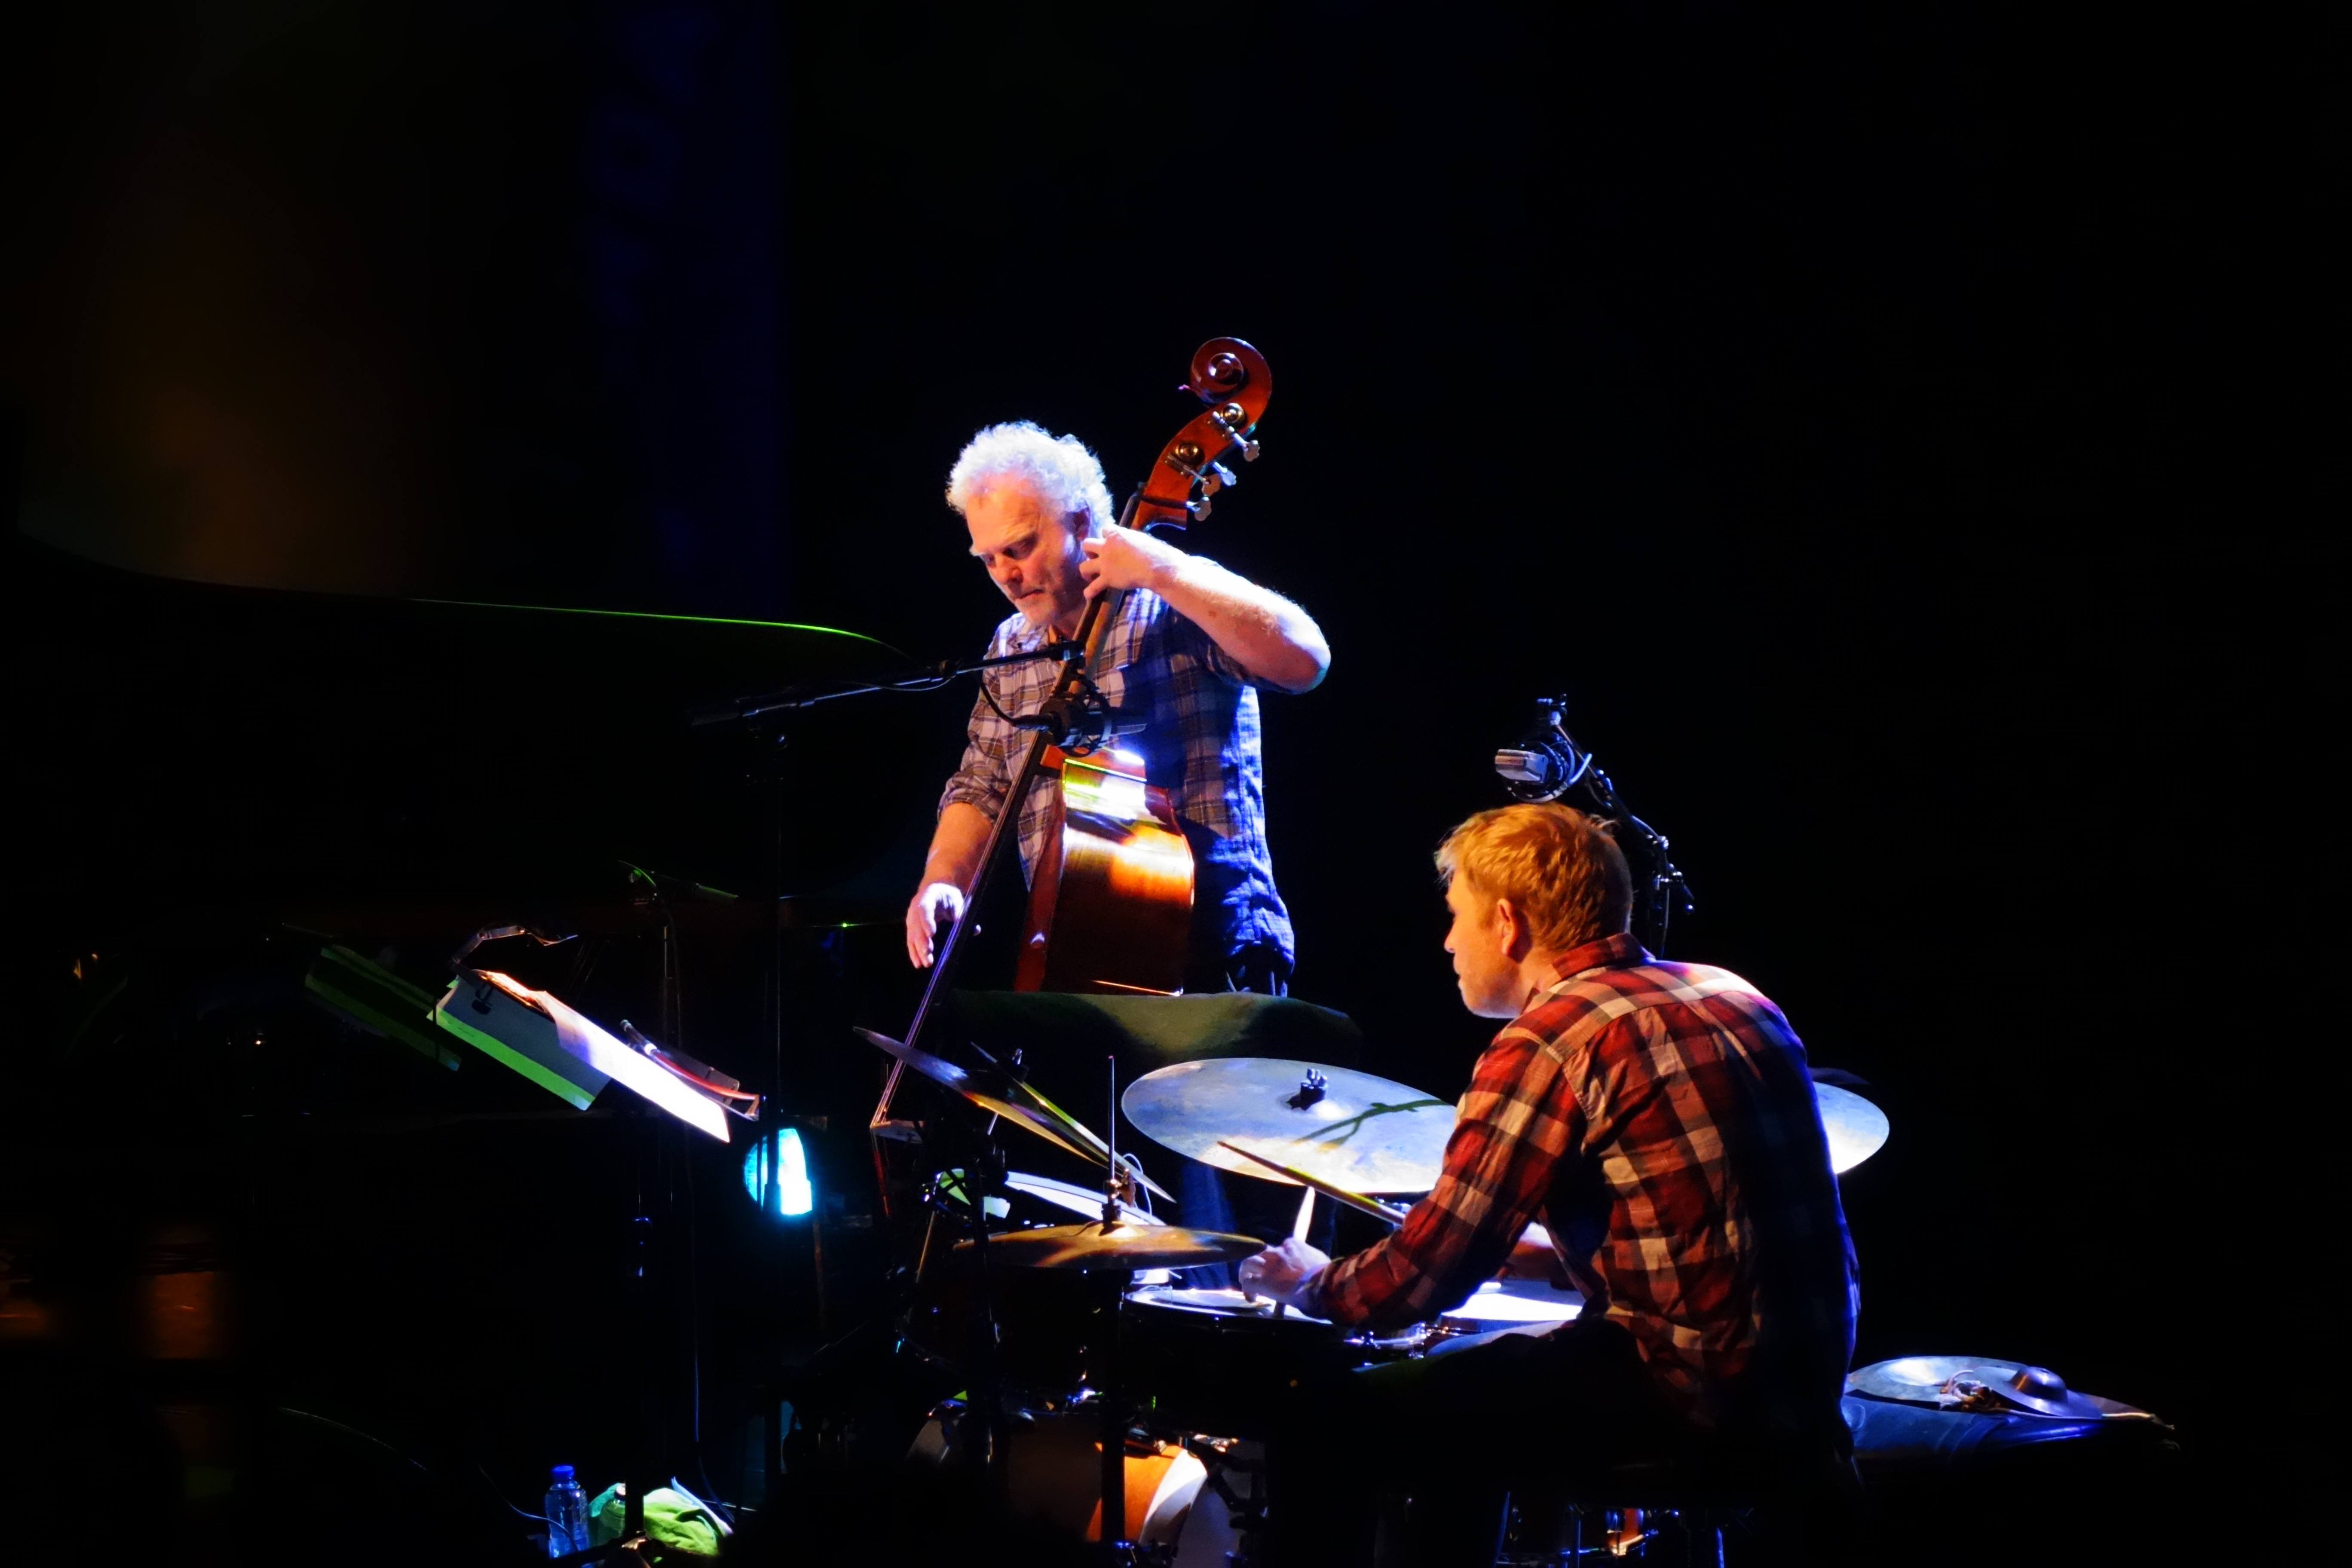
[544,1464,591,1558]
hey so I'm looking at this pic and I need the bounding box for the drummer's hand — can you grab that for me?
[1237,1237,1329,1308]
[1498,1222,1567,1283]
[1501,1233,1569,1283]
[905,882,966,967]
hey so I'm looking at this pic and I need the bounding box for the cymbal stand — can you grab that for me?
[1092,1055,1134,1559]
[918,1110,1017,1502]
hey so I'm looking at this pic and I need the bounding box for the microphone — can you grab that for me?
[1494,698,1588,802]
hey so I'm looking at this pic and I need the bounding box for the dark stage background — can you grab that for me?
[4,1,2230,1559]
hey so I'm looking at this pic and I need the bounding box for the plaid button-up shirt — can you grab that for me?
[938,584,1294,968]
[1306,932,1858,1430]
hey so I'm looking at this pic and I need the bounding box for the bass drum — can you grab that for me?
[906,1409,1243,1559]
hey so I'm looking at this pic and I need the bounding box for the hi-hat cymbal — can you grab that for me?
[1003,1171,1164,1228]
[1124,1058,1454,1194]
[1816,1083,1890,1175]
[856,1029,1171,1200]
[958,1222,1263,1272]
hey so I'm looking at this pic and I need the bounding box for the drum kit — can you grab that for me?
[860,1026,1893,1556]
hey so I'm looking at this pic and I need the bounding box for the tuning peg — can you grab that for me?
[1209,461,1237,489]
[1187,495,1213,521]
[1210,406,1261,461]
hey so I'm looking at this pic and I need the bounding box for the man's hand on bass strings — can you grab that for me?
[1078,527,1182,601]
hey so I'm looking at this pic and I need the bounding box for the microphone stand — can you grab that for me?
[688,643,1082,727]
[1577,756,1694,957]
[1498,697,1695,956]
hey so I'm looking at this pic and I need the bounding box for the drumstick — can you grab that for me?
[1216,1141,1411,1228]
[1270,1186,1319,1321]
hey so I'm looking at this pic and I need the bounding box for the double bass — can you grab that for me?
[1011,339,1274,995]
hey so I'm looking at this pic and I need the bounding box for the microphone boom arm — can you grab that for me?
[1495,697,1695,954]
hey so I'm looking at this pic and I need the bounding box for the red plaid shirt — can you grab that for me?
[1305,932,1858,1430]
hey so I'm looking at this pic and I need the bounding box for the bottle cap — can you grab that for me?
[551,1464,575,1482]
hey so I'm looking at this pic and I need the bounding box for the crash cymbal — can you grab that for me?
[958,1222,1263,1272]
[1815,1083,1890,1175]
[1124,1058,1454,1194]
[856,1029,1172,1200]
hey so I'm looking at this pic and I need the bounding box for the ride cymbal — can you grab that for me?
[1815,1083,1890,1175]
[1124,1057,1454,1194]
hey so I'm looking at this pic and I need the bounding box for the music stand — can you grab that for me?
[431,967,758,1554]
[432,969,743,1141]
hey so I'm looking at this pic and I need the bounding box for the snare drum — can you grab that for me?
[1121,1286,1405,1438]
[1422,1278,1584,1354]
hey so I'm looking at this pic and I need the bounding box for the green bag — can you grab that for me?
[587,1482,725,1556]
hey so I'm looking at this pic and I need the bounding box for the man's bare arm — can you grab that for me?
[904,800,993,967]
[1080,530,1330,693]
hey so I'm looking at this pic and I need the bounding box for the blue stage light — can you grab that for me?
[741,1128,814,1218]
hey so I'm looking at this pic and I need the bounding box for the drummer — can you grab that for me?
[1236,802,1859,1564]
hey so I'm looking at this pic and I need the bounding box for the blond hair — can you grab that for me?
[945,421,1116,536]
[1435,803,1632,952]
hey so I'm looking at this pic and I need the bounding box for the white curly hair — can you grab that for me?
[945,421,1116,536]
